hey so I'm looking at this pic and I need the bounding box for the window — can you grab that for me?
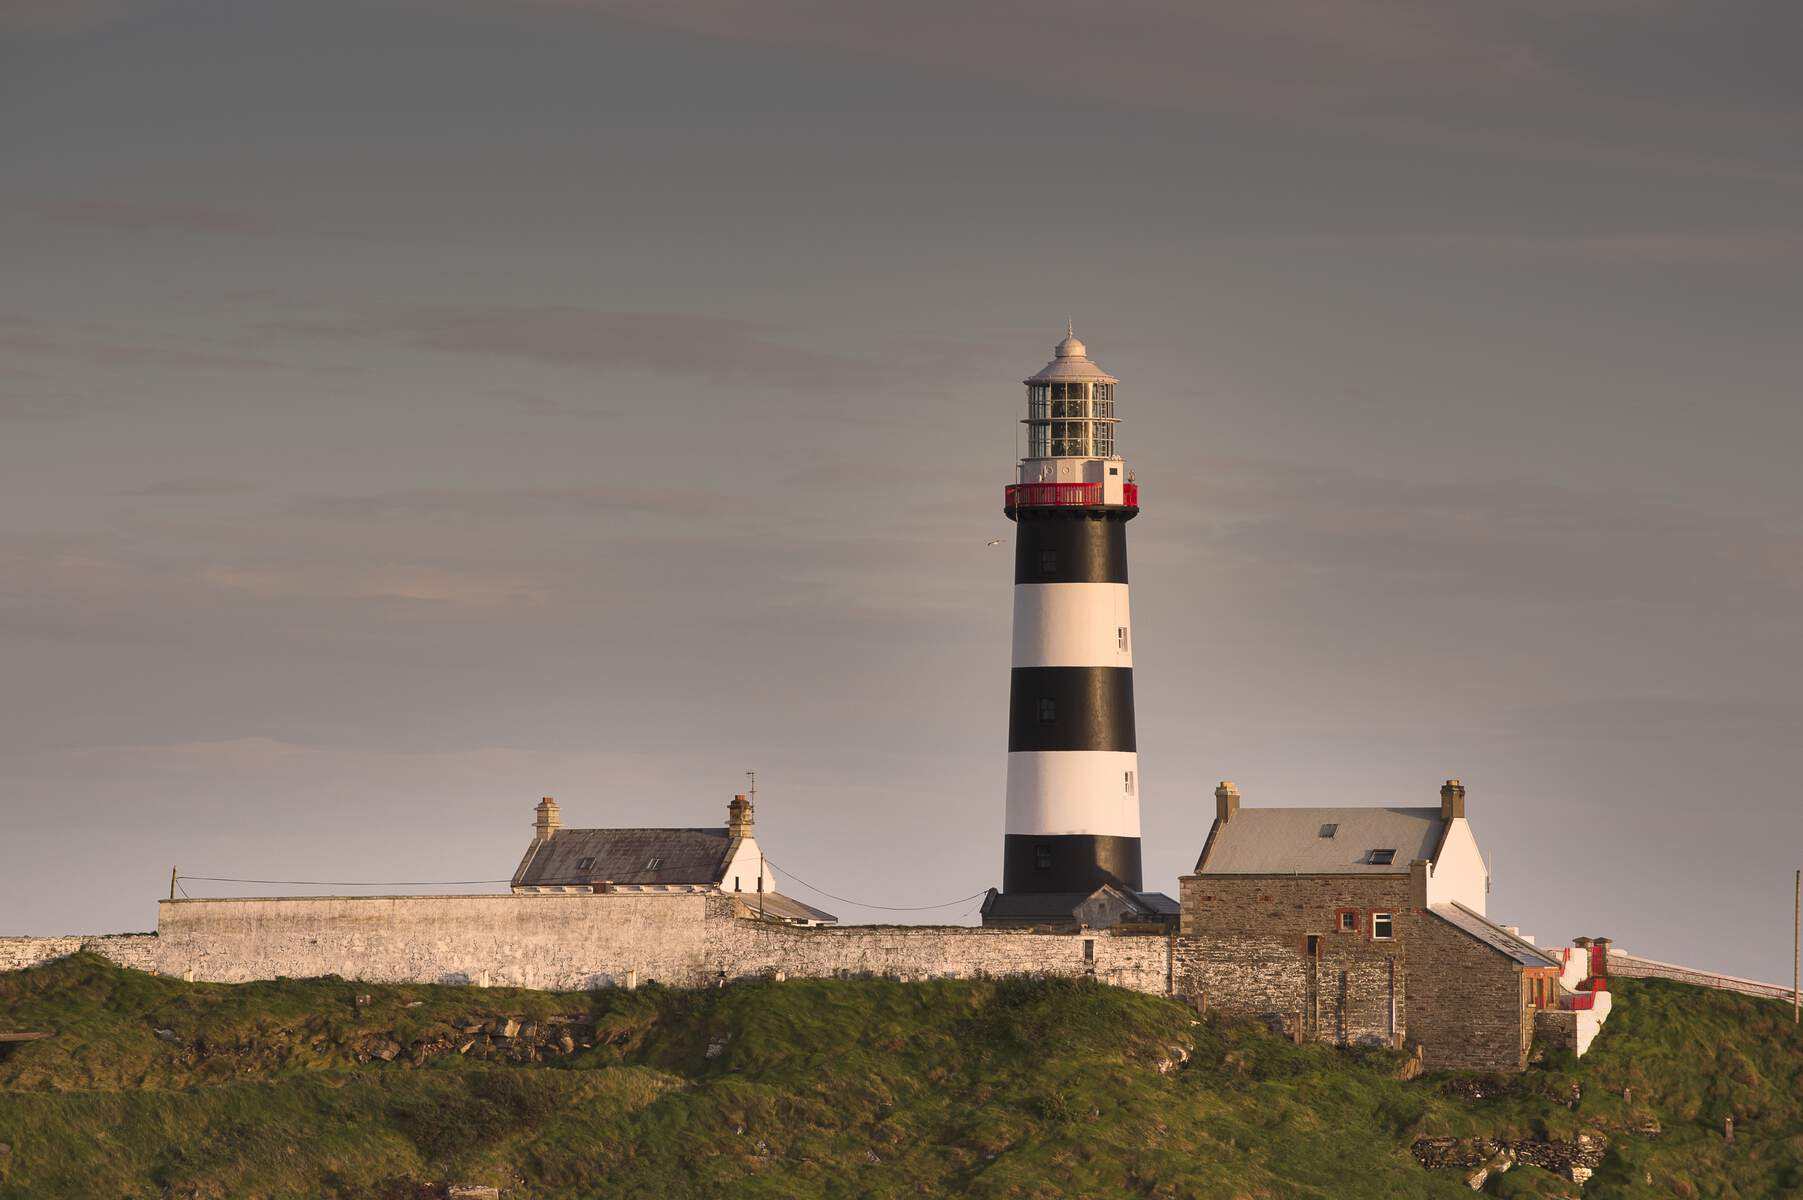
[1095,423,1115,457]
[1305,935,1321,959]
[1027,424,1050,457]
[1036,845,1053,870]
[1109,466,1119,476]
[1317,824,1338,839]
[1038,697,1057,724]
[733,876,741,892]
[1368,848,1397,865]
[1336,908,1359,933]
[1082,938,1095,963]
[1123,770,1135,795]
[1371,912,1394,940]
[1038,549,1057,576]
[645,857,663,870]
[575,857,595,871]
[1117,626,1129,652]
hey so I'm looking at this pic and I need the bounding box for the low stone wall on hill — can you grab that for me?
[0,934,160,975]
[1606,950,1798,1004]
[79,894,1177,995]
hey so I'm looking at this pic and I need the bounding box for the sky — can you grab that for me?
[2,0,1800,982]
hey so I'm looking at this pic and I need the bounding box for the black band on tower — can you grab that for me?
[1007,666,1137,753]
[1001,833,1144,893]
[1012,513,1130,585]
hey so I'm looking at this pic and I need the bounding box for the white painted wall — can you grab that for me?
[1011,583,1132,667]
[721,836,775,895]
[1005,750,1142,836]
[1423,817,1488,913]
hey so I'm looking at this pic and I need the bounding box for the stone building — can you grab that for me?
[1177,779,1567,1072]
[510,794,836,927]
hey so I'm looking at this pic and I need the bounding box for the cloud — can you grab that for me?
[129,479,259,497]
[0,0,126,35]
[0,316,366,375]
[277,305,863,387]
[199,562,548,607]
[27,199,268,235]
[1367,229,1803,266]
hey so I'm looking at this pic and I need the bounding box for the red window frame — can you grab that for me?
[1333,907,1361,934]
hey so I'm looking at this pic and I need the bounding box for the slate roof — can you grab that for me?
[1196,806,1446,875]
[1430,902,1563,968]
[512,827,732,889]
[980,889,1179,923]
[734,891,839,925]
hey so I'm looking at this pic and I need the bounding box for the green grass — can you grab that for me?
[0,955,1799,1198]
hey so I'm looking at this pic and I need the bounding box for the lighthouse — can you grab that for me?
[982,327,1172,928]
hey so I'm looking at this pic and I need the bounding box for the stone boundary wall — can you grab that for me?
[14,895,1177,997]
[1606,950,1799,1004]
[0,934,160,974]
[715,918,1172,993]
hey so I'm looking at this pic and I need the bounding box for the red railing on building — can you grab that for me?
[1004,482,1139,509]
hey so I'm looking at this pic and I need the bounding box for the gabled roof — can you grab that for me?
[512,827,732,889]
[980,888,1179,924]
[1430,902,1563,968]
[1196,806,1446,875]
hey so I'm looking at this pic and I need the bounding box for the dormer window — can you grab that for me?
[1369,849,1396,865]
[1318,824,1338,839]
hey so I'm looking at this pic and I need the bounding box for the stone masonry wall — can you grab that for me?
[1178,875,1414,1047]
[714,918,1173,993]
[136,894,1175,996]
[1407,914,1530,1072]
[0,934,160,974]
[156,894,719,989]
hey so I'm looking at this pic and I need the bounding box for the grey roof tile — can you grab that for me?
[1198,806,1446,874]
[513,828,731,889]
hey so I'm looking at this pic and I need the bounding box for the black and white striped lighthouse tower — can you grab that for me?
[987,325,1149,920]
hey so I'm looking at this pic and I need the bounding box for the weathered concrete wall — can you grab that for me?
[0,934,160,974]
[1178,874,1413,1047]
[156,894,718,988]
[142,894,1174,995]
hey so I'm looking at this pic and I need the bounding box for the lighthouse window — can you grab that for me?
[1028,424,1050,457]
[1038,549,1057,576]
[1051,382,1088,401]
[1036,845,1053,870]
[1124,770,1135,795]
[1117,626,1129,651]
[1038,697,1057,724]
[1095,424,1115,456]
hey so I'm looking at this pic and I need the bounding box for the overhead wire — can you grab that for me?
[179,875,511,887]
[757,856,989,913]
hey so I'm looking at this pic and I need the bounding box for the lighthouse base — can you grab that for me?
[1000,832,1142,894]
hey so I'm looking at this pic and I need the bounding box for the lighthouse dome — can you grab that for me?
[1025,323,1118,385]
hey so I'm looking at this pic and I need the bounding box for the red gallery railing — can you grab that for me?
[1004,482,1139,509]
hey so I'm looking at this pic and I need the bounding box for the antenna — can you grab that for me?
[746,770,756,807]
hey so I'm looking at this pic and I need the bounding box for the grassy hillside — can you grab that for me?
[0,955,1798,1199]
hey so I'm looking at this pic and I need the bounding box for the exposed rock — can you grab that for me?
[153,1028,179,1043]
[1413,1133,1607,1185]
[375,1041,402,1062]
[492,1018,520,1039]
[1465,1148,1514,1190]
[705,1033,731,1059]
[445,1186,500,1200]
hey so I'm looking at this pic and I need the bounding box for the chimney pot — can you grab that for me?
[1214,781,1240,823]
[534,796,560,840]
[728,792,755,839]
[1439,779,1466,821]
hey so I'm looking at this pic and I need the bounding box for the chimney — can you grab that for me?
[1215,781,1240,824]
[1409,858,1430,908]
[728,793,754,840]
[534,796,560,841]
[1439,778,1466,821]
